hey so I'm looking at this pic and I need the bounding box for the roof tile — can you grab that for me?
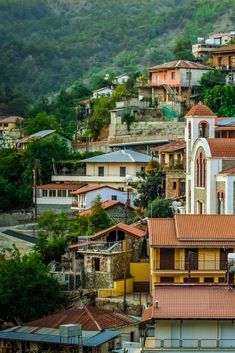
[186,102,215,117]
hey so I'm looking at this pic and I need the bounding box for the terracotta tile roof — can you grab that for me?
[37,183,86,190]
[148,215,235,247]
[152,140,186,153]
[79,200,121,216]
[25,305,138,331]
[219,166,235,175]
[70,184,117,195]
[186,102,216,117]
[207,138,235,157]
[149,60,211,71]
[212,44,235,53]
[0,116,24,123]
[142,285,235,321]
[92,223,146,240]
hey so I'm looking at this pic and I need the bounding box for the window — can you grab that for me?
[196,152,205,187]
[160,277,174,283]
[183,277,199,283]
[98,166,104,176]
[111,195,117,200]
[58,190,67,197]
[108,340,115,352]
[219,277,225,283]
[172,181,177,190]
[186,70,192,81]
[188,122,191,139]
[171,72,175,80]
[199,121,209,138]
[217,192,224,214]
[42,190,47,197]
[49,190,56,197]
[120,166,126,177]
[204,277,214,283]
[92,257,100,271]
[141,166,145,173]
[197,201,204,214]
[130,332,135,342]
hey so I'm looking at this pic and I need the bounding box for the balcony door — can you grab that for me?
[185,249,198,270]
[220,248,229,270]
[160,248,174,270]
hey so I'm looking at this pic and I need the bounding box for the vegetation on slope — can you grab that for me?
[0,0,234,97]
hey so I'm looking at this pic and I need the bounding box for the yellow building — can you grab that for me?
[147,214,235,291]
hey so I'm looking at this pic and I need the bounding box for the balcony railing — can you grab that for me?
[78,241,130,254]
[153,260,227,271]
[144,337,235,350]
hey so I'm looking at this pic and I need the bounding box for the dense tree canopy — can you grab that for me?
[0,248,63,323]
[203,85,235,117]
[146,198,174,218]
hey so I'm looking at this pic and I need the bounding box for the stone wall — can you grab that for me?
[109,118,185,141]
[0,210,33,227]
[107,205,135,224]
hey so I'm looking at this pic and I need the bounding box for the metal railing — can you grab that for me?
[145,338,235,349]
[78,241,130,253]
[153,260,227,271]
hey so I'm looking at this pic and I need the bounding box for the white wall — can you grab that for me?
[180,68,211,87]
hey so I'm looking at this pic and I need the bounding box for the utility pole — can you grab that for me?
[123,238,127,313]
[75,106,79,144]
[33,159,40,221]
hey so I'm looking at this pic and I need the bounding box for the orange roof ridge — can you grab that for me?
[83,305,102,331]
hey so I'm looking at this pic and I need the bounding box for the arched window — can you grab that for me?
[199,121,209,138]
[188,122,191,139]
[196,152,206,187]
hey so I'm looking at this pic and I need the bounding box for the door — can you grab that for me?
[160,248,174,269]
[185,249,198,270]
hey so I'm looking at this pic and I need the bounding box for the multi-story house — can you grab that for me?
[0,115,24,147]
[137,60,212,115]
[152,140,186,201]
[68,222,148,295]
[186,102,235,214]
[212,44,235,85]
[92,86,113,98]
[192,31,235,60]
[141,284,235,352]
[52,149,155,189]
[147,214,235,288]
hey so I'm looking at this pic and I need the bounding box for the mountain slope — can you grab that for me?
[0,0,234,96]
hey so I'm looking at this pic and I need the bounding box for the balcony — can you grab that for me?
[144,337,235,350]
[77,241,131,254]
[153,260,227,272]
[52,175,139,183]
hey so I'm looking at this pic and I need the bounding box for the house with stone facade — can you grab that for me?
[0,115,24,147]
[147,214,235,289]
[141,284,235,352]
[152,140,186,201]
[68,222,149,295]
[185,102,235,214]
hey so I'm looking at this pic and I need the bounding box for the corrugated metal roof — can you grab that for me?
[0,327,119,347]
[79,149,154,163]
[217,117,235,126]
[26,306,138,331]
[30,130,56,138]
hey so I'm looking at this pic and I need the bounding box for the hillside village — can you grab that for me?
[1,30,235,353]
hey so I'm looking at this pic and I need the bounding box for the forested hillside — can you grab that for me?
[0,0,234,97]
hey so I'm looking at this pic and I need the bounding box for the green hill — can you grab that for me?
[0,0,234,97]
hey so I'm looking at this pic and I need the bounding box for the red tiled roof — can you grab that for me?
[70,184,118,195]
[25,305,137,331]
[0,116,24,123]
[148,215,235,247]
[93,222,146,240]
[37,183,86,190]
[149,60,211,71]
[142,285,235,321]
[207,138,235,157]
[186,102,215,117]
[79,200,120,216]
[219,166,235,175]
[153,140,186,153]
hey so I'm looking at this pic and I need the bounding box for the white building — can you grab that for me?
[185,102,235,214]
[142,284,235,352]
[92,86,113,99]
